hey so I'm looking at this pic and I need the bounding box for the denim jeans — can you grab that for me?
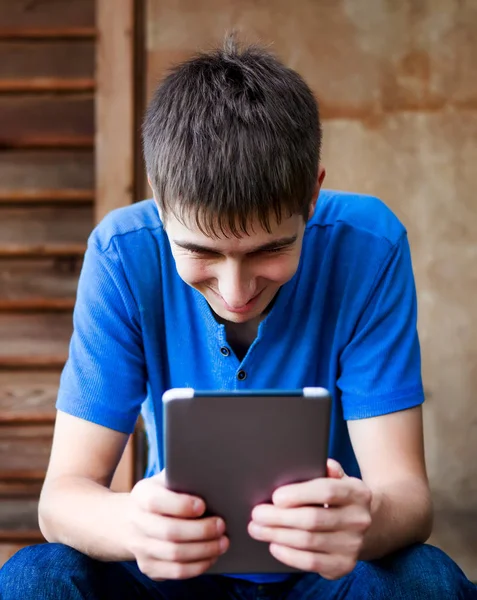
[0,542,476,599]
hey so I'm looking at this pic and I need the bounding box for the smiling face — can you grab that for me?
[164,211,310,324]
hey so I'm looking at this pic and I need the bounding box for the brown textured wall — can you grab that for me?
[145,0,477,576]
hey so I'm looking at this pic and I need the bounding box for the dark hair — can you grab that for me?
[142,34,321,237]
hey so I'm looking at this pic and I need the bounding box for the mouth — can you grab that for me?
[209,288,263,314]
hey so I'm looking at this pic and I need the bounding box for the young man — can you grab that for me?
[0,38,475,600]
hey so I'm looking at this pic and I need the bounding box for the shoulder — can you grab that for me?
[308,189,406,247]
[88,199,164,254]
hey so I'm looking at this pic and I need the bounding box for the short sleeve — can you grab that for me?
[338,233,424,420]
[56,240,147,433]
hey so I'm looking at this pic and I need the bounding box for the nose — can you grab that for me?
[217,260,256,309]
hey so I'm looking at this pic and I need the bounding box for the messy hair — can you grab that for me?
[142,33,322,237]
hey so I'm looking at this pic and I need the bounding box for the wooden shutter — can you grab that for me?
[0,0,140,566]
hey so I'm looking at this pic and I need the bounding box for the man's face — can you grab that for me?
[164,211,309,324]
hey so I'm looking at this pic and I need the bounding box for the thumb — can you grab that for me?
[327,458,346,479]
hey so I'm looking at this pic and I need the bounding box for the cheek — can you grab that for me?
[258,255,300,284]
[174,258,212,285]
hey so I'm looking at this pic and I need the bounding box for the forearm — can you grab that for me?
[39,476,135,562]
[359,477,433,561]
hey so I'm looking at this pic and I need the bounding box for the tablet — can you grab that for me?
[163,387,331,574]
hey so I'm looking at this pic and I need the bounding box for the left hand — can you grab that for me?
[248,459,372,580]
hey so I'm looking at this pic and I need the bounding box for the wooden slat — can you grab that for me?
[0,424,53,480]
[0,498,43,542]
[0,40,94,80]
[0,356,68,369]
[0,28,96,40]
[0,245,86,258]
[0,136,94,150]
[0,498,39,531]
[0,482,43,497]
[0,298,75,311]
[0,150,94,191]
[0,96,94,148]
[0,190,94,204]
[0,78,95,92]
[0,313,72,368]
[0,371,58,423]
[0,205,92,248]
[0,0,94,29]
[0,531,43,542]
[96,0,135,221]
[0,257,82,304]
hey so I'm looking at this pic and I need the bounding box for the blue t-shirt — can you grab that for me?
[57,189,424,583]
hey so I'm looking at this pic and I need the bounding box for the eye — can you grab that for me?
[259,245,291,256]
[249,246,287,258]
[186,248,220,258]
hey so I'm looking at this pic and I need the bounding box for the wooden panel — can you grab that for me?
[0,371,59,423]
[0,205,93,247]
[0,40,94,79]
[0,313,72,366]
[0,257,82,305]
[0,424,53,479]
[0,96,94,147]
[0,0,94,29]
[0,150,94,192]
[96,0,135,221]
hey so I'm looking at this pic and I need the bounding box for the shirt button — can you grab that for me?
[220,347,230,357]
[237,370,247,381]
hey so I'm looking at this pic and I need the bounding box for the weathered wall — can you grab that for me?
[145,0,477,576]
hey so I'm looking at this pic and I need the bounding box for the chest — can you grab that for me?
[223,320,259,362]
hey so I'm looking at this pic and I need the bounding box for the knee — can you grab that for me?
[355,544,475,599]
[0,543,93,598]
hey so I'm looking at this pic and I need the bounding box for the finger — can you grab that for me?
[326,459,346,479]
[269,544,356,580]
[252,504,340,531]
[148,536,229,563]
[139,557,218,581]
[252,504,372,534]
[248,523,361,554]
[140,513,226,542]
[134,476,205,518]
[272,478,355,508]
[249,522,327,551]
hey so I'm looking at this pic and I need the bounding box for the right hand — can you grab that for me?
[128,472,229,580]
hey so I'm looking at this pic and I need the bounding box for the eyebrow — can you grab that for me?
[173,235,298,255]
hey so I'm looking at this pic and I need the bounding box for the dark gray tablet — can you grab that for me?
[163,387,331,574]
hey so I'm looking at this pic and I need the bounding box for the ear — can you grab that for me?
[147,175,165,224]
[147,174,156,197]
[308,165,326,219]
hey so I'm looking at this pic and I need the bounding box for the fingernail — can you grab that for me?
[193,499,203,513]
[249,522,262,535]
[216,519,225,534]
[219,537,228,553]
